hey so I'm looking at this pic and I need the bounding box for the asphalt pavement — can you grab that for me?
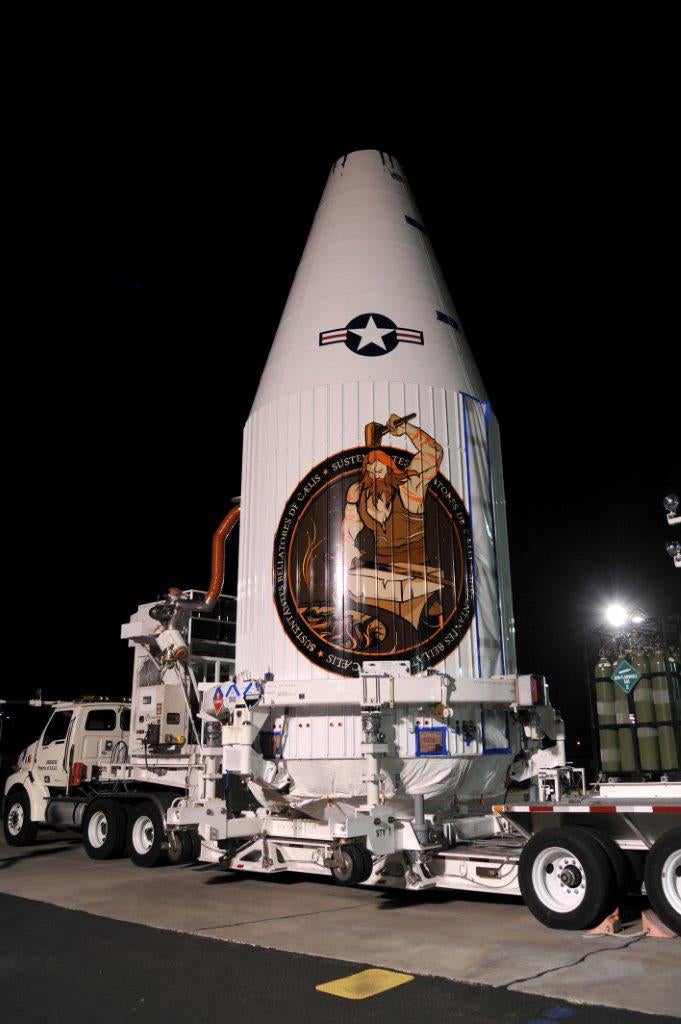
[1,832,679,1021]
[2,893,676,1024]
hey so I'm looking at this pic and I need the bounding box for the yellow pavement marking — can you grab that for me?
[316,968,414,1000]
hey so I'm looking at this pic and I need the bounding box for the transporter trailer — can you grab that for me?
[160,665,680,935]
[4,583,679,935]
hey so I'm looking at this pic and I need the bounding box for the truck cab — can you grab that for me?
[3,698,130,844]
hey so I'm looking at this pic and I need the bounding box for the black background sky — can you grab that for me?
[4,70,679,760]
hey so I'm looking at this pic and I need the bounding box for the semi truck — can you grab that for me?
[2,591,235,866]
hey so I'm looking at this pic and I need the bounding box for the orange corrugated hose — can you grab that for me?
[204,505,240,609]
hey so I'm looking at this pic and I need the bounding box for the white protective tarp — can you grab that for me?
[282,752,513,819]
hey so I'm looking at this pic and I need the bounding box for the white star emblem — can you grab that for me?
[351,315,394,351]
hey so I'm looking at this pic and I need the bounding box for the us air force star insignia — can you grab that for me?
[319,312,424,357]
[353,315,393,351]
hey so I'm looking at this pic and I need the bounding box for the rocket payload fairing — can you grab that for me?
[237,150,515,687]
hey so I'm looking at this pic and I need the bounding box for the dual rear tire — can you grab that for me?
[644,828,681,935]
[519,826,621,930]
[126,801,168,868]
[82,799,127,860]
[519,825,680,934]
[83,799,198,868]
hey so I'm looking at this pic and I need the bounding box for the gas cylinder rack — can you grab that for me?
[586,614,681,781]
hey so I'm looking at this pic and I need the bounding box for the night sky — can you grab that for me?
[5,111,679,759]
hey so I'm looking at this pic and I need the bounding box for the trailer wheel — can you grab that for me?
[3,788,38,847]
[330,844,367,886]
[127,801,168,868]
[579,826,631,898]
[360,845,374,882]
[82,799,126,860]
[519,826,616,930]
[644,829,681,935]
[189,831,202,862]
[167,830,194,865]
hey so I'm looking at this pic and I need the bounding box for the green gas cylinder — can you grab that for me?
[650,648,679,770]
[594,656,620,773]
[671,648,681,759]
[631,652,661,772]
[614,660,637,773]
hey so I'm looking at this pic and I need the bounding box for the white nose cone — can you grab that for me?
[252,150,486,411]
[238,150,515,683]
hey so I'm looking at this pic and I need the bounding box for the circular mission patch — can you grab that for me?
[273,444,474,677]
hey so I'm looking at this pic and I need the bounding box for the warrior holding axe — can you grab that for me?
[340,413,445,629]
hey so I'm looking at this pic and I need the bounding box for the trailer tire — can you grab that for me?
[189,832,202,862]
[360,845,374,882]
[127,801,168,868]
[644,829,681,935]
[579,826,631,898]
[167,830,194,865]
[3,788,38,847]
[519,826,616,930]
[82,799,126,860]
[330,844,367,886]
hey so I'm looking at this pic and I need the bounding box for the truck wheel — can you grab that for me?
[519,826,616,930]
[644,829,681,935]
[167,830,193,865]
[127,801,168,868]
[330,844,367,886]
[82,799,126,860]
[3,789,38,847]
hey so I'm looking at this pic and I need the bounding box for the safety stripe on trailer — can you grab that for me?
[497,804,681,815]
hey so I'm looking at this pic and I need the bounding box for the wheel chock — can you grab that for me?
[586,907,622,935]
[641,909,677,938]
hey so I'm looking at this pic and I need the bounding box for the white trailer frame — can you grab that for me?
[167,780,681,897]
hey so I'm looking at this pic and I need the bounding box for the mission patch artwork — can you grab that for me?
[273,413,474,676]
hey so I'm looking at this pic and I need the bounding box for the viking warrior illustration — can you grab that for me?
[341,414,446,628]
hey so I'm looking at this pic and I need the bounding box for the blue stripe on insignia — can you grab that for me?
[436,310,460,331]
[405,214,426,232]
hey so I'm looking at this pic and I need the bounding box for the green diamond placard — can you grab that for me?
[612,658,641,694]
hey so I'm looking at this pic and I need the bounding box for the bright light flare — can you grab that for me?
[605,603,628,627]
